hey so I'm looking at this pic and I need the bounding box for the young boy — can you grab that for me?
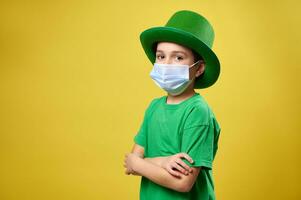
[124,10,221,200]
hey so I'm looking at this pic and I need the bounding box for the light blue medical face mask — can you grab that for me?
[150,60,201,96]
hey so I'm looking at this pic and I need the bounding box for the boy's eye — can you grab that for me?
[156,55,164,59]
[176,56,183,61]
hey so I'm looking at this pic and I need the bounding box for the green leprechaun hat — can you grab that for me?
[140,10,220,89]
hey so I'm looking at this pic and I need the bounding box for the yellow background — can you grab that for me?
[0,0,300,199]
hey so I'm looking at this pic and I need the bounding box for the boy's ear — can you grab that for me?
[195,63,205,78]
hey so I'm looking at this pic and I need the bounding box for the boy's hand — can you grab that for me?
[124,153,140,175]
[161,153,194,178]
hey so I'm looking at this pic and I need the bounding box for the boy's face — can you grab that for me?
[155,42,205,80]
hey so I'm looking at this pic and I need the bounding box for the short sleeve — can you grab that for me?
[134,111,148,148]
[133,98,159,148]
[180,106,214,170]
[181,125,214,169]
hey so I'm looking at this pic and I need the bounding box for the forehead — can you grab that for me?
[156,42,193,55]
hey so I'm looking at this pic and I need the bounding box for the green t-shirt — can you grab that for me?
[134,92,221,200]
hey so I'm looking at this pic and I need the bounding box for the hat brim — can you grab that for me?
[140,26,220,89]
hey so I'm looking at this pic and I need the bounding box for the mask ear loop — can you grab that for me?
[190,60,206,81]
[189,60,203,69]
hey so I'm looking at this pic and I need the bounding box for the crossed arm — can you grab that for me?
[124,144,201,193]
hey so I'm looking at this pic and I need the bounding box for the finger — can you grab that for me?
[178,153,193,163]
[175,158,193,173]
[178,153,194,163]
[167,166,181,178]
[125,168,132,175]
[171,162,188,175]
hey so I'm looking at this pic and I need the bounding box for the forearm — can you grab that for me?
[130,157,165,176]
[144,156,165,167]
[132,156,186,192]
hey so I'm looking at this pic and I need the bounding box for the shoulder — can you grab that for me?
[148,96,164,108]
[186,95,211,117]
[144,96,164,114]
[184,95,214,127]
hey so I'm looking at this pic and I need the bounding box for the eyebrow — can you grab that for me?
[156,50,188,56]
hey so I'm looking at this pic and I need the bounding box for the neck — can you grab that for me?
[166,81,197,104]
